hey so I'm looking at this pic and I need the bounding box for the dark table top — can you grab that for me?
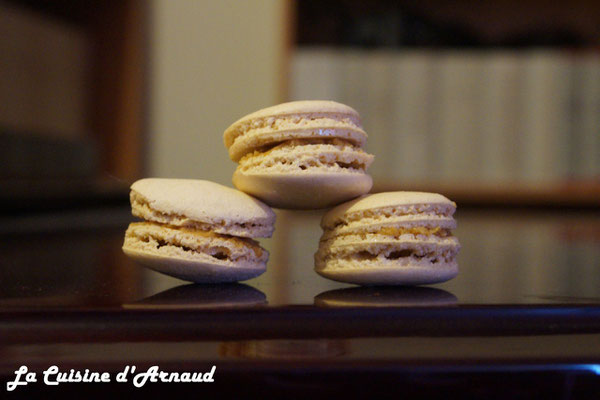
[1,207,599,397]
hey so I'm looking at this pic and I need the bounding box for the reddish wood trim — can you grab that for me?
[89,0,145,182]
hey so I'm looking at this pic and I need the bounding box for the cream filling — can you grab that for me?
[319,246,457,265]
[349,226,451,239]
[319,229,455,247]
[127,224,266,262]
[317,225,459,266]
[238,138,373,173]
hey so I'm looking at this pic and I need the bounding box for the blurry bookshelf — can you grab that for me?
[0,1,145,295]
[0,0,145,211]
[289,0,600,208]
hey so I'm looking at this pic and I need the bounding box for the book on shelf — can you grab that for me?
[289,47,600,187]
[480,52,522,184]
[290,47,341,101]
[361,51,395,181]
[391,51,435,182]
[571,52,600,180]
[435,52,485,183]
[520,50,571,184]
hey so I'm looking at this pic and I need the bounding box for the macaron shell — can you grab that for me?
[334,191,455,211]
[315,261,458,286]
[227,100,360,124]
[123,222,268,283]
[123,247,266,283]
[224,100,362,147]
[130,178,275,238]
[233,170,373,209]
[321,192,456,229]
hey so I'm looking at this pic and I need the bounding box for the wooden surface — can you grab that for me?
[1,212,600,395]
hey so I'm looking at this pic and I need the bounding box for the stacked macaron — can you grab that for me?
[122,178,275,283]
[223,101,374,209]
[315,192,460,285]
[123,100,460,287]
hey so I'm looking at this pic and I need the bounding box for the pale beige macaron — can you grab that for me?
[223,100,374,209]
[122,178,275,283]
[315,192,460,285]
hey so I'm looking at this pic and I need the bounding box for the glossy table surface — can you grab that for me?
[1,207,599,396]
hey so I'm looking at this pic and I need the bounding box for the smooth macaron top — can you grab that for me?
[321,191,456,229]
[228,100,361,123]
[224,100,360,142]
[130,178,276,238]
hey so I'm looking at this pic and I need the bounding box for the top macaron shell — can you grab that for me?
[321,192,456,229]
[224,100,368,162]
[130,178,276,238]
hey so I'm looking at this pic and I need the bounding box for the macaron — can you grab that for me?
[223,100,374,209]
[314,192,460,285]
[122,178,275,283]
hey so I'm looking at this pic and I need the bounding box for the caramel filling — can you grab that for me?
[131,227,264,261]
[239,138,359,162]
[324,227,452,241]
[377,226,450,237]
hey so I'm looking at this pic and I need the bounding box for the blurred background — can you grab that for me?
[0,0,598,305]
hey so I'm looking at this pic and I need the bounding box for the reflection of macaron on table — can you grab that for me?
[315,192,460,285]
[314,286,458,307]
[122,178,275,283]
[123,283,267,309]
[223,100,374,209]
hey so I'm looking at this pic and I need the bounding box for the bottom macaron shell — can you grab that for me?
[232,171,372,209]
[315,262,458,286]
[123,247,266,283]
